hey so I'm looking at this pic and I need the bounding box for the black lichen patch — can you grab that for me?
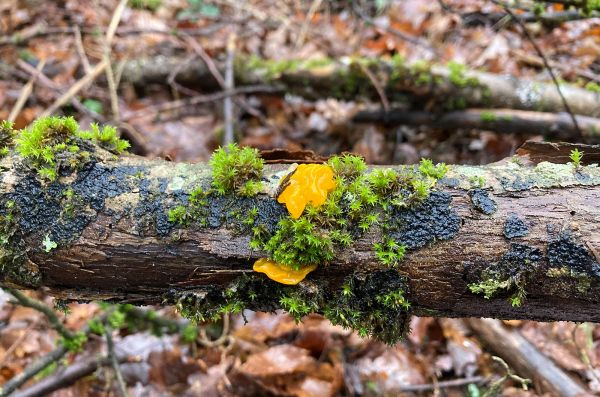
[386,191,461,250]
[504,214,529,239]
[0,199,40,287]
[8,161,144,249]
[169,269,412,344]
[134,178,173,237]
[201,195,286,233]
[469,189,497,215]
[547,232,599,274]
[467,243,542,307]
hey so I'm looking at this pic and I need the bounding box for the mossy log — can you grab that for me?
[353,108,600,140]
[118,56,600,118]
[1,149,600,327]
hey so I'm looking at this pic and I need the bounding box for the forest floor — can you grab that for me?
[0,0,599,396]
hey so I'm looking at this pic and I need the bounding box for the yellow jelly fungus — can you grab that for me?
[277,164,336,219]
[253,258,317,285]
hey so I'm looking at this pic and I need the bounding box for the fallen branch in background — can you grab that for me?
[11,352,133,397]
[353,108,600,140]
[465,318,588,397]
[116,56,600,119]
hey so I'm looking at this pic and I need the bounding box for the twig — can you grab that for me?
[198,313,231,348]
[491,0,582,137]
[11,354,132,397]
[357,62,389,111]
[295,0,323,49]
[6,288,73,340]
[182,35,267,121]
[398,376,487,392]
[352,3,438,55]
[8,60,46,123]
[103,0,129,123]
[39,58,108,118]
[74,26,92,75]
[223,32,236,145]
[104,324,130,397]
[124,86,278,120]
[0,345,69,397]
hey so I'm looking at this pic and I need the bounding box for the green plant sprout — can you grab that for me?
[570,148,583,169]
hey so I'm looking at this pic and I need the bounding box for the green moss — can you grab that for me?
[468,244,542,307]
[374,238,406,268]
[585,82,600,93]
[15,116,86,181]
[168,186,208,227]
[447,61,480,88]
[171,269,412,344]
[0,121,15,158]
[130,0,161,11]
[209,143,263,196]
[77,123,130,154]
[480,111,497,122]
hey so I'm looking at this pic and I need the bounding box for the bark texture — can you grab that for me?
[1,149,600,324]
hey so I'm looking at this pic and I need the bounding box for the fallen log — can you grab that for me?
[1,119,600,343]
[118,56,600,118]
[352,108,600,140]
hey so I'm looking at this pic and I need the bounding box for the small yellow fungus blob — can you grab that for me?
[253,258,317,285]
[277,164,336,219]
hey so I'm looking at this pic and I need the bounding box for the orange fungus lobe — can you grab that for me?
[253,258,317,285]
[277,164,336,219]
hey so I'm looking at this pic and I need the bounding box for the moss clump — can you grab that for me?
[374,238,406,267]
[15,116,87,181]
[468,244,542,307]
[447,61,480,88]
[171,269,412,344]
[14,117,129,181]
[585,81,600,93]
[77,123,130,154]
[0,121,15,158]
[210,143,264,197]
[480,111,497,122]
[167,186,208,227]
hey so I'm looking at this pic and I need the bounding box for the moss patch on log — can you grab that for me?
[467,243,543,307]
[169,269,411,344]
[165,145,458,342]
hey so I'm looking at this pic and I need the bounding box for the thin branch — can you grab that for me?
[223,32,236,145]
[104,325,130,397]
[295,0,324,49]
[398,376,487,392]
[491,0,582,137]
[6,288,73,340]
[39,59,108,118]
[8,60,46,123]
[0,345,69,397]
[124,85,279,120]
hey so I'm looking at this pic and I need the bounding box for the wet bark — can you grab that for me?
[1,153,599,323]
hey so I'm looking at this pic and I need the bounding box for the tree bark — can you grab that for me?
[1,150,599,324]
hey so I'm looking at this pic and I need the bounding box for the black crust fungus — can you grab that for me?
[387,191,461,249]
[468,189,497,215]
[503,214,529,239]
[548,232,599,275]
